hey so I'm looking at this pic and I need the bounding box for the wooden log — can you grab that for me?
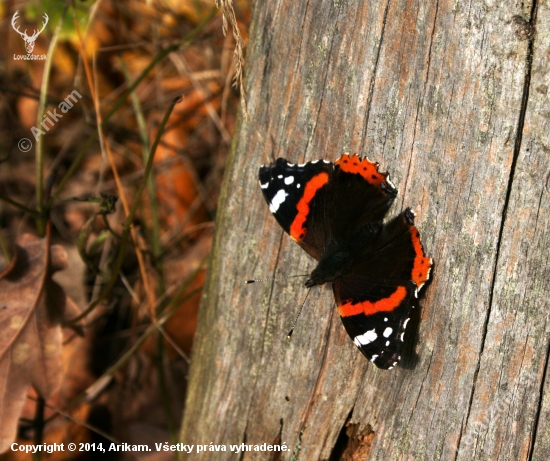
[180,0,549,459]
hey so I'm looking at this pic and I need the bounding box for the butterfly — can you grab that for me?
[258,154,432,369]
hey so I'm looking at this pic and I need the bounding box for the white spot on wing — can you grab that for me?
[386,341,390,346]
[383,327,393,338]
[370,354,379,362]
[260,182,269,189]
[277,174,283,179]
[323,159,331,163]
[284,176,294,185]
[296,184,301,188]
[403,318,410,329]
[384,317,388,322]
[269,189,288,213]
[386,176,396,189]
[311,160,319,164]
[354,329,377,346]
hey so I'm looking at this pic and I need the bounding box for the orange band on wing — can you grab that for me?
[410,227,432,288]
[335,153,388,186]
[289,172,329,241]
[338,286,407,317]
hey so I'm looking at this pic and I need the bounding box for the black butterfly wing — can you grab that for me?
[334,209,432,369]
[259,158,334,260]
[259,154,397,260]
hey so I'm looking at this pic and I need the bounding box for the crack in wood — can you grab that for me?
[238,230,286,449]
[268,419,284,461]
[252,230,286,351]
[299,304,336,429]
[359,0,391,152]
[459,0,541,457]
[277,0,310,149]
[307,6,341,155]
[528,338,550,461]
[402,0,440,208]
[329,410,352,460]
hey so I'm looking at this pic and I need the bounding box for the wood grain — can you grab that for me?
[180,0,549,459]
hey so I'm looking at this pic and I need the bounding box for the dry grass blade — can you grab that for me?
[0,233,82,453]
[216,0,248,117]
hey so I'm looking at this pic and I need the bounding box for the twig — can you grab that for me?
[0,231,11,264]
[64,95,181,325]
[32,397,45,461]
[0,194,39,216]
[35,2,70,236]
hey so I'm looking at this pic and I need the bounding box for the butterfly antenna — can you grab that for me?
[245,274,308,284]
[287,288,311,338]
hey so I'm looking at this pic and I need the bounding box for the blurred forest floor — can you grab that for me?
[0,0,249,459]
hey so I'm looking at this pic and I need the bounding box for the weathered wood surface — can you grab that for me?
[180,0,549,459]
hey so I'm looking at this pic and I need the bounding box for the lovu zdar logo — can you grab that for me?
[11,10,49,54]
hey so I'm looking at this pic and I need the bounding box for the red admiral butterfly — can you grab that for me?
[258,154,432,370]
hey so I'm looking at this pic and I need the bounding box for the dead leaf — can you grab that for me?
[0,233,82,453]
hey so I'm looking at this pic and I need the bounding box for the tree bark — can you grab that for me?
[180,0,549,459]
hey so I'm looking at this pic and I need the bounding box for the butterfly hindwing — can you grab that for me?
[333,209,432,369]
[338,287,414,369]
